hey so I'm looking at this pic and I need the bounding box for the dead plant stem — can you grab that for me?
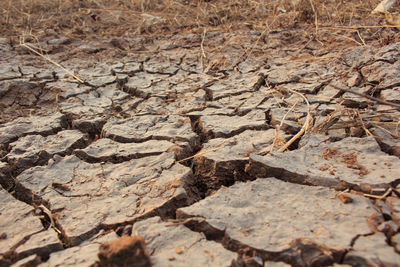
[330,84,400,110]
[278,90,311,152]
[200,27,207,71]
[20,41,84,83]
[177,141,226,163]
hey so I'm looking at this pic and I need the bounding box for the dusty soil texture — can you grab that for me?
[1,2,400,266]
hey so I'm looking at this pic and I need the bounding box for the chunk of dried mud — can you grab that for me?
[98,235,152,267]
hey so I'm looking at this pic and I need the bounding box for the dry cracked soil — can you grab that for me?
[1,16,400,267]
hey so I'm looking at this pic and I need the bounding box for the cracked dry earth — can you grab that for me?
[1,31,400,267]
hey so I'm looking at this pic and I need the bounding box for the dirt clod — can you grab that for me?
[98,235,152,267]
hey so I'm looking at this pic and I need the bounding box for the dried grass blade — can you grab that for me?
[278,90,312,152]
[20,42,84,84]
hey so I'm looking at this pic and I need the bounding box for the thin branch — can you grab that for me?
[279,90,312,152]
[178,141,226,163]
[330,84,400,110]
[20,41,84,83]
[200,27,207,71]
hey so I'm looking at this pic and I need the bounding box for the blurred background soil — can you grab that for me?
[0,0,399,123]
[1,0,399,50]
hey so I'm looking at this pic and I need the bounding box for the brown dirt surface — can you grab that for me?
[1,1,400,267]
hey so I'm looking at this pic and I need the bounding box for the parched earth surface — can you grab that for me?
[1,28,400,267]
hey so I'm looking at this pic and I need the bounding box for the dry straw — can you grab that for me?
[19,39,84,83]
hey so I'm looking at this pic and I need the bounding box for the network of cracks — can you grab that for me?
[1,34,400,266]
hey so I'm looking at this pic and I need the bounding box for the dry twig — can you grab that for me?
[200,27,207,71]
[271,98,300,152]
[177,141,226,163]
[19,40,84,83]
[278,90,312,152]
[330,84,400,110]
[364,188,393,199]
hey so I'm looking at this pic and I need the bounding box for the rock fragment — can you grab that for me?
[10,254,42,267]
[340,45,374,68]
[124,72,162,96]
[374,42,400,63]
[134,96,169,115]
[19,66,55,82]
[264,262,291,267]
[78,64,116,87]
[247,134,400,191]
[0,81,40,107]
[265,63,302,85]
[163,89,207,115]
[213,91,268,115]
[392,233,400,252]
[115,62,142,75]
[132,216,239,267]
[97,84,130,105]
[177,178,379,265]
